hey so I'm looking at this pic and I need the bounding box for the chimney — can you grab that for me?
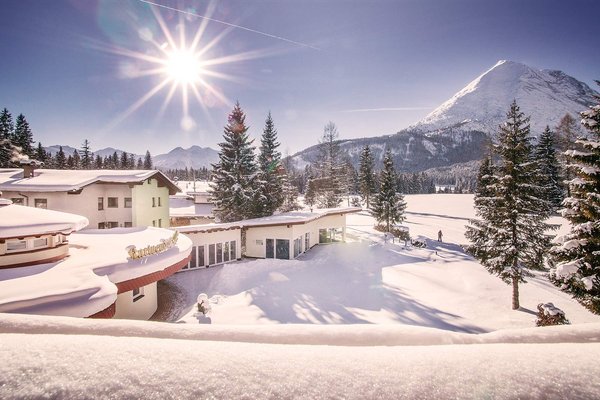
[20,159,43,178]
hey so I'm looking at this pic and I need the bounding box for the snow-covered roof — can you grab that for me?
[0,201,89,238]
[176,207,361,233]
[169,196,214,217]
[0,227,192,317]
[0,168,180,195]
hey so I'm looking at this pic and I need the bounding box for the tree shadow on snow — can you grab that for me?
[247,242,488,333]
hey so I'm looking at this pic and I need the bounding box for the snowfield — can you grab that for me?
[2,193,600,399]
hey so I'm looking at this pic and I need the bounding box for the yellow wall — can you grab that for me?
[113,282,158,320]
[132,178,170,228]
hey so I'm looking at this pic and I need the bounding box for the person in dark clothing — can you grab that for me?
[438,230,443,242]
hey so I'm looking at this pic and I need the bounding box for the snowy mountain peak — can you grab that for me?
[411,60,598,136]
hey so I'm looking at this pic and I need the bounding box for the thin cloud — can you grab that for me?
[341,107,433,113]
[138,0,321,51]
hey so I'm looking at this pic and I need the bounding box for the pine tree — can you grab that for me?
[254,112,284,217]
[0,108,15,167]
[120,151,129,169]
[143,150,153,169]
[111,151,119,169]
[209,102,257,222]
[35,142,47,164]
[555,113,580,198]
[304,176,317,210]
[80,139,92,169]
[316,121,344,208]
[467,101,554,310]
[535,126,563,211]
[94,154,103,169]
[280,177,300,212]
[70,149,81,169]
[465,154,498,263]
[55,146,67,169]
[550,81,600,314]
[359,145,377,208]
[128,153,135,170]
[13,114,34,157]
[136,157,143,169]
[370,149,406,232]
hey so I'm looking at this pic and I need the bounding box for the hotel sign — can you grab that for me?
[127,231,179,260]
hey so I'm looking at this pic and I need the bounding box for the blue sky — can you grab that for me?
[0,0,598,156]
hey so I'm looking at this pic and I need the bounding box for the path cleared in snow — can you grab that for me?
[162,194,600,331]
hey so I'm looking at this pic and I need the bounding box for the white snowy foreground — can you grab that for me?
[1,314,600,399]
[2,194,600,399]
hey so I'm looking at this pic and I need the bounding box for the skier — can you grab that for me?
[438,230,443,242]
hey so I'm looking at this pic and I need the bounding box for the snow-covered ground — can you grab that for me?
[2,193,600,399]
[164,194,598,331]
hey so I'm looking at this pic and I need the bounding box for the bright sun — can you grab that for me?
[165,50,202,84]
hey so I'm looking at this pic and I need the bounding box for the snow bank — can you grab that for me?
[1,315,600,400]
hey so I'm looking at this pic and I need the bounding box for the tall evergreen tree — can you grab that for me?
[555,113,580,198]
[120,151,129,169]
[466,154,498,263]
[80,139,92,169]
[535,126,563,211]
[13,114,34,157]
[209,102,257,222]
[94,154,103,169]
[316,121,344,207]
[136,157,143,169]
[370,149,406,232]
[304,175,317,210]
[70,149,81,169]
[466,101,554,310]
[358,145,377,208]
[254,112,284,217]
[55,146,67,169]
[143,150,153,169]
[550,81,600,314]
[111,151,119,169]
[0,108,15,167]
[128,153,135,170]
[35,142,48,164]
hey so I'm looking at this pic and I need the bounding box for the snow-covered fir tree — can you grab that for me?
[13,114,34,157]
[94,154,103,169]
[0,108,15,167]
[254,112,284,217]
[55,146,67,169]
[210,102,257,222]
[370,149,406,232]
[120,151,130,169]
[143,150,153,169]
[80,139,93,169]
[550,82,600,314]
[555,113,581,198]
[358,144,377,208]
[279,178,300,212]
[35,142,48,165]
[68,149,81,169]
[466,154,498,263]
[136,157,143,169]
[304,175,317,210]
[534,126,563,211]
[315,122,344,208]
[467,101,554,310]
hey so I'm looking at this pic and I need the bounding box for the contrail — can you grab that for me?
[138,0,320,51]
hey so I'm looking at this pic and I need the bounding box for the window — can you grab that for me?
[216,243,223,264]
[266,239,274,259]
[33,238,48,248]
[224,241,230,262]
[107,222,118,229]
[198,245,205,267]
[107,197,118,208]
[152,197,156,207]
[190,246,197,268]
[158,219,162,228]
[147,178,152,184]
[98,222,106,229]
[275,239,290,260]
[305,233,310,251]
[124,197,132,208]
[230,241,236,260]
[34,199,47,209]
[152,220,156,227]
[132,287,144,302]
[124,222,132,228]
[11,198,24,205]
[208,244,215,265]
[256,239,263,245]
[98,197,104,210]
[6,240,27,252]
[157,197,162,207]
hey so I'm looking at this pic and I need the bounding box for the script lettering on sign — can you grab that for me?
[127,231,179,259]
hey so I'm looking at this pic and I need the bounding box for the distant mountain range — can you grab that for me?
[291,60,598,172]
[45,60,597,174]
[44,145,218,170]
